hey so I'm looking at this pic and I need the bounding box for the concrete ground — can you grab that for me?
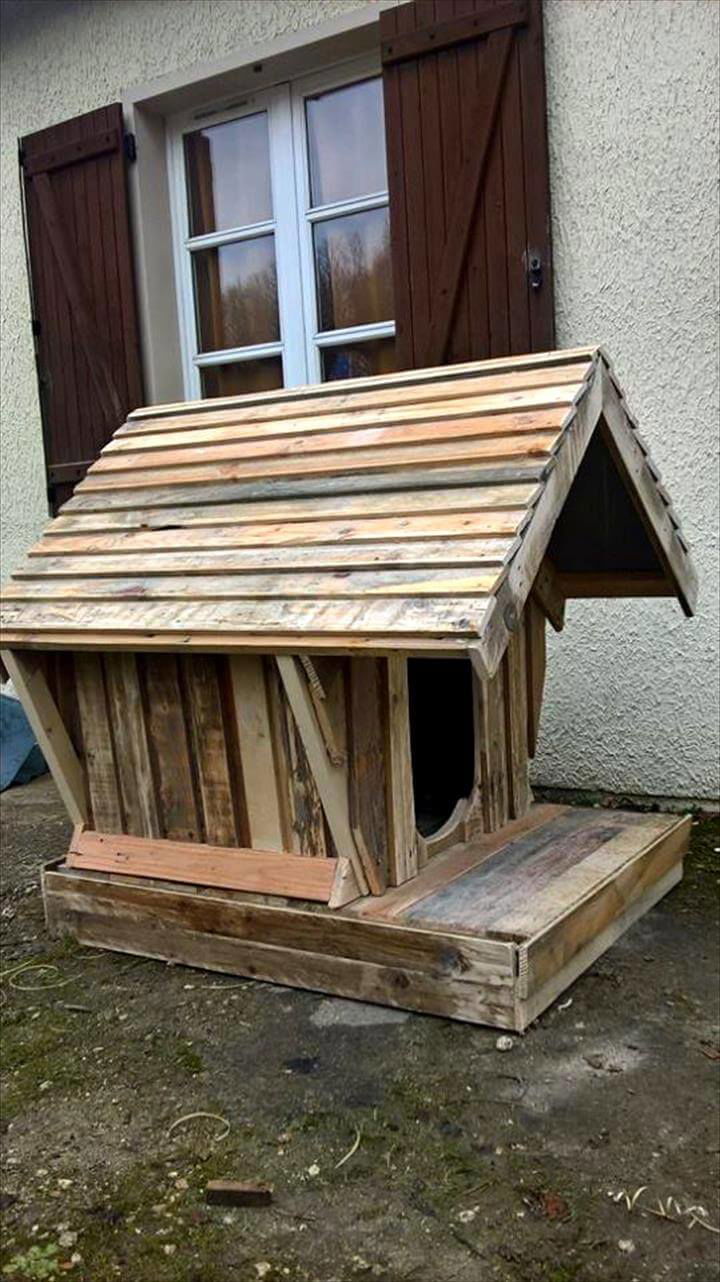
[0,775,718,1282]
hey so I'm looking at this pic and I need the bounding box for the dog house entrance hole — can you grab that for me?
[407,658,475,837]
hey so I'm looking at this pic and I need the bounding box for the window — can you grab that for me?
[169,59,395,398]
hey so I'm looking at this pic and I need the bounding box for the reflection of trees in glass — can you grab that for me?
[315,212,392,331]
[222,264,279,348]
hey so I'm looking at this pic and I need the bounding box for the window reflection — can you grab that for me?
[314,207,392,332]
[193,237,279,352]
[306,78,387,207]
[184,112,272,236]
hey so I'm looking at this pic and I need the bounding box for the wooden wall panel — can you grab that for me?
[104,654,159,838]
[74,652,122,833]
[181,655,245,848]
[143,655,201,841]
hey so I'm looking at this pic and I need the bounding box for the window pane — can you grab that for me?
[193,236,279,352]
[184,112,272,236]
[321,337,395,382]
[314,207,392,332]
[306,78,387,206]
[200,357,284,398]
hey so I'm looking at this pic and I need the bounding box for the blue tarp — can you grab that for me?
[0,692,48,790]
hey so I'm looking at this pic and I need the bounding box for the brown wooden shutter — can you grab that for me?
[20,104,144,511]
[381,0,554,370]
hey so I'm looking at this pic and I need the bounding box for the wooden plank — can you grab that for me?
[77,429,563,492]
[0,597,491,639]
[0,630,473,658]
[58,462,549,513]
[30,510,525,555]
[103,653,159,838]
[66,829,336,902]
[74,652,123,832]
[126,347,598,422]
[516,864,682,1030]
[519,815,689,1007]
[524,596,545,757]
[116,364,590,442]
[46,481,539,535]
[99,400,574,463]
[228,656,284,851]
[382,0,528,64]
[46,859,514,979]
[353,803,565,920]
[1,649,87,825]
[13,537,515,577]
[142,654,201,841]
[404,809,629,934]
[503,620,531,817]
[386,656,418,885]
[478,359,603,677]
[531,558,565,631]
[182,655,241,847]
[473,661,509,832]
[277,657,368,895]
[348,658,390,895]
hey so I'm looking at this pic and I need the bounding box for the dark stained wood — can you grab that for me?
[381,0,554,369]
[348,658,390,894]
[142,654,202,842]
[382,0,528,63]
[20,104,144,511]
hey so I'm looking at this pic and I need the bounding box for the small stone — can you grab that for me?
[306,1163,320,1177]
[255,1266,272,1280]
[174,1177,189,1191]
[457,1206,479,1224]
[57,1179,73,1190]
[163,1244,176,1256]
[618,1239,635,1254]
[58,1230,77,1248]
[495,1036,514,1052]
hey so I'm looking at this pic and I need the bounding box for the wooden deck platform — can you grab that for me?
[43,804,689,1031]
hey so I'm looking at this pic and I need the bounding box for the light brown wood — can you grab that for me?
[2,649,87,826]
[66,829,337,902]
[74,652,123,832]
[229,656,284,851]
[385,656,418,884]
[531,558,565,632]
[276,656,369,895]
[103,654,160,839]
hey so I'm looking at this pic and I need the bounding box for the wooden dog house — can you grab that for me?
[0,347,697,1029]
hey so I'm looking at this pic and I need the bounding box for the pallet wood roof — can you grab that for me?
[0,347,697,675]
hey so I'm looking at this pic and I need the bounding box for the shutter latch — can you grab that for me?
[528,253,543,291]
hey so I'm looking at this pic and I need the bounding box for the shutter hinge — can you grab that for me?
[124,132,137,163]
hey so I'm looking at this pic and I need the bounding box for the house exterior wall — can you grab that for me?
[1,0,718,800]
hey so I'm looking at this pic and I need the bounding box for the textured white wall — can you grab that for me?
[0,0,718,798]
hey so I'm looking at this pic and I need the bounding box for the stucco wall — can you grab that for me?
[1,0,718,799]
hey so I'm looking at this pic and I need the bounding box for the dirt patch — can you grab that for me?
[1,776,718,1281]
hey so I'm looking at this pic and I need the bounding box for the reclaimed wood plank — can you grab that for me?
[348,658,390,894]
[181,655,240,847]
[525,596,545,757]
[142,653,201,841]
[503,620,531,818]
[74,651,122,831]
[67,829,336,901]
[228,656,284,851]
[103,653,159,838]
[1,649,88,826]
[386,656,418,885]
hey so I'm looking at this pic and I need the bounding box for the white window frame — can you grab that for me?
[167,53,394,398]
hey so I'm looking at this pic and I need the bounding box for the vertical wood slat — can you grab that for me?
[229,655,284,851]
[503,618,531,817]
[386,656,418,886]
[143,654,201,842]
[181,655,241,848]
[525,596,546,757]
[74,652,123,833]
[475,659,510,831]
[348,658,390,894]
[104,654,159,838]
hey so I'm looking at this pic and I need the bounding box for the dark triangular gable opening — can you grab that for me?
[547,422,670,580]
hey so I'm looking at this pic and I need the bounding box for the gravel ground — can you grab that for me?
[1,775,718,1282]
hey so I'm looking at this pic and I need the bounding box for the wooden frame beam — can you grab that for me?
[2,648,87,825]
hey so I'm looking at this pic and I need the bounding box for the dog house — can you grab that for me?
[0,346,697,1030]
